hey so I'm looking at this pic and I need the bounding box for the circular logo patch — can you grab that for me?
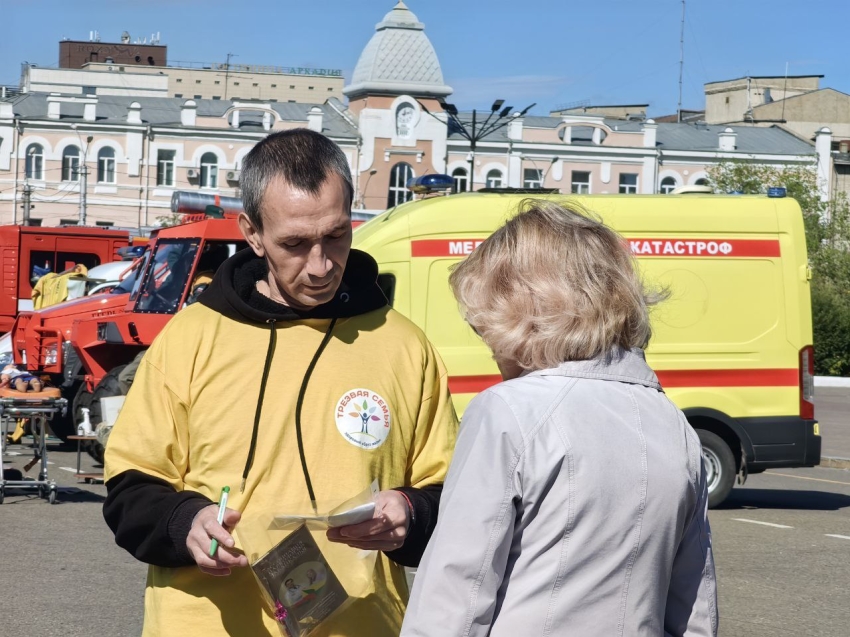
[335,388,392,450]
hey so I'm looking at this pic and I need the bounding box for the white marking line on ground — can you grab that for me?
[732,518,793,529]
[4,451,21,456]
[825,534,850,541]
[59,467,77,473]
[766,471,850,487]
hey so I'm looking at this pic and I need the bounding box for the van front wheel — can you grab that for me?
[697,429,736,508]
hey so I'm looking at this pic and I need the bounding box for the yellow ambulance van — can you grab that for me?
[353,191,820,507]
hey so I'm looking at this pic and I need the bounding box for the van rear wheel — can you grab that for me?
[697,429,736,508]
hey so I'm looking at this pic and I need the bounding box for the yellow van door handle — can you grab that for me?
[800,265,812,281]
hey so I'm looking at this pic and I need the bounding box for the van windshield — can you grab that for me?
[109,259,144,295]
[134,240,200,314]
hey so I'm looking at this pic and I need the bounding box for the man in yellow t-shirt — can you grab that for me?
[103,129,458,636]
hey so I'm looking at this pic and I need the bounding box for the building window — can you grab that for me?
[387,162,414,208]
[97,147,116,183]
[25,144,44,180]
[271,84,277,88]
[212,96,221,100]
[485,169,503,188]
[308,86,314,90]
[289,85,295,89]
[571,171,591,194]
[233,82,240,86]
[194,94,202,99]
[660,176,677,194]
[62,146,81,182]
[175,93,183,98]
[95,221,114,227]
[156,150,176,187]
[195,79,202,84]
[288,100,295,103]
[523,168,542,189]
[452,168,468,193]
[694,177,709,186]
[176,78,183,83]
[200,152,219,189]
[619,173,638,194]
[82,86,96,96]
[214,80,220,85]
[327,87,333,92]
[269,98,277,102]
[252,83,259,87]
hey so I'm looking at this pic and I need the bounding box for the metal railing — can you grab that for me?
[166,60,343,77]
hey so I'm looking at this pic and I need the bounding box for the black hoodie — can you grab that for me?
[103,248,443,569]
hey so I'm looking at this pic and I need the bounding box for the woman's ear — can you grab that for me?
[238,213,265,258]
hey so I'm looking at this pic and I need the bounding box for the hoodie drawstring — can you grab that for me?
[241,319,278,493]
[295,317,337,511]
[240,318,338,506]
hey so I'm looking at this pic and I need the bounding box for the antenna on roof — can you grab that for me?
[781,62,789,122]
[677,0,685,123]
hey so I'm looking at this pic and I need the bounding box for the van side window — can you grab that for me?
[377,273,395,307]
[29,251,55,285]
[57,252,101,272]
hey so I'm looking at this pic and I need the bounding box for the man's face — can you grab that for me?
[239,173,352,310]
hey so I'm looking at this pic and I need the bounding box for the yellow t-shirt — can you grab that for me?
[105,302,458,637]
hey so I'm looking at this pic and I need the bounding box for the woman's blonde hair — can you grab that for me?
[449,199,664,370]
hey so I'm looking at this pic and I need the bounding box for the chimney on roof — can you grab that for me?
[307,106,324,132]
[83,97,97,122]
[815,127,832,202]
[127,101,142,124]
[507,112,523,141]
[47,93,62,120]
[718,127,737,151]
[181,99,197,127]
[642,119,657,148]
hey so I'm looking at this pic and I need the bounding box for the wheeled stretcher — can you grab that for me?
[0,388,68,504]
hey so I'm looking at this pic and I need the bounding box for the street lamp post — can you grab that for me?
[521,155,558,189]
[359,169,378,209]
[541,156,558,188]
[72,125,93,226]
[419,99,535,192]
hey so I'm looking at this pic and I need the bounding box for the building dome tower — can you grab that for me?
[344,1,452,100]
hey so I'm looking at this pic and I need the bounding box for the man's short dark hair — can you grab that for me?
[241,128,354,231]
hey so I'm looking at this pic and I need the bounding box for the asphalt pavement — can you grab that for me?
[1,387,849,636]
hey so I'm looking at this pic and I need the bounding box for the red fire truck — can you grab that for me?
[12,213,246,450]
[0,225,129,333]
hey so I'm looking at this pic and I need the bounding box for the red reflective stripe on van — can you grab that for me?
[447,368,798,395]
[412,239,485,257]
[627,239,781,257]
[448,374,502,394]
[656,368,798,387]
[412,239,781,258]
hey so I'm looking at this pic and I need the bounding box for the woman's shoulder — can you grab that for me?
[467,374,572,437]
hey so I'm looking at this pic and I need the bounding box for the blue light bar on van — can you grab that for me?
[117,246,146,259]
[407,174,455,194]
[767,187,787,198]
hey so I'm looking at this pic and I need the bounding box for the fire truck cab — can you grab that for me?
[0,224,129,333]
[69,217,247,456]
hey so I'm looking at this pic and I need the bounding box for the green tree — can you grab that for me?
[707,161,850,375]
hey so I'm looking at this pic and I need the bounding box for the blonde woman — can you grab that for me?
[401,201,717,637]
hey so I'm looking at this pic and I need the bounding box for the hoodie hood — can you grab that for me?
[199,248,388,323]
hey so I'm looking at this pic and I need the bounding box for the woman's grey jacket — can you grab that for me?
[401,348,718,637]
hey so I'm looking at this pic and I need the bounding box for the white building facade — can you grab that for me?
[0,1,829,228]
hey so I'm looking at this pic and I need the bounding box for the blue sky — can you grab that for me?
[2,0,847,116]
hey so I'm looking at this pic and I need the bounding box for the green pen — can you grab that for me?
[209,486,230,557]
